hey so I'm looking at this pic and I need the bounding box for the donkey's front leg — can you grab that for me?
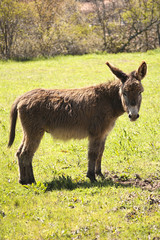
[87,138,105,182]
[95,138,106,179]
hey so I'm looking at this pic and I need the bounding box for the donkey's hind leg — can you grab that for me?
[16,130,44,185]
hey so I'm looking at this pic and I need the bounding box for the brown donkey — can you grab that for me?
[8,61,147,184]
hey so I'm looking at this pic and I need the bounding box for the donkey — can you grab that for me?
[8,61,147,184]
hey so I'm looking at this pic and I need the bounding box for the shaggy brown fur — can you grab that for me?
[8,61,147,184]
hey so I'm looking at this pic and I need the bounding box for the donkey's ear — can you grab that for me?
[137,61,147,80]
[106,62,128,83]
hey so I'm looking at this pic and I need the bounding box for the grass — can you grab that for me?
[0,50,160,239]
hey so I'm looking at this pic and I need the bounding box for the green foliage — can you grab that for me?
[0,0,160,59]
[0,0,30,58]
[0,52,160,239]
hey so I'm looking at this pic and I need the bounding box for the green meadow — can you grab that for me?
[0,50,160,239]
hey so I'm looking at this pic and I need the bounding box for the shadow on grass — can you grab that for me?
[44,173,160,192]
[44,174,132,192]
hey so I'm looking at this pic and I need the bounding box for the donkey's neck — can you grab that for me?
[101,80,125,118]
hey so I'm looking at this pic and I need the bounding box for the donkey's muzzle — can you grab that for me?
[128,106,139,121]
[128,113,139,121]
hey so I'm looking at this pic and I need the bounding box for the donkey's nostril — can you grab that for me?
[128,113,139,121]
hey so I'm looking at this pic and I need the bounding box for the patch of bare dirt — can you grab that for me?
[104,172,160,191]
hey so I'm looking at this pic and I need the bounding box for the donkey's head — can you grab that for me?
[106,61,147,121]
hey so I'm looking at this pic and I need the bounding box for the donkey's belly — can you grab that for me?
[51,127,88,141]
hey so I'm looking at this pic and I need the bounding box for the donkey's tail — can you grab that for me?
[8,100,18,148]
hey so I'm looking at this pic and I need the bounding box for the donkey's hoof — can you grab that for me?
[87,172,97,182]
[96,172,105,180]
[19,179,36,185]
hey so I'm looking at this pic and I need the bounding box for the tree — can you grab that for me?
[154,0,160,46]
[0,0,29,59]
[91,0,160,52]
[119,0,160,52]
[33,0,64,56]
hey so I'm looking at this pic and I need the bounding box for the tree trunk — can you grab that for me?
[157,23,160,47]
